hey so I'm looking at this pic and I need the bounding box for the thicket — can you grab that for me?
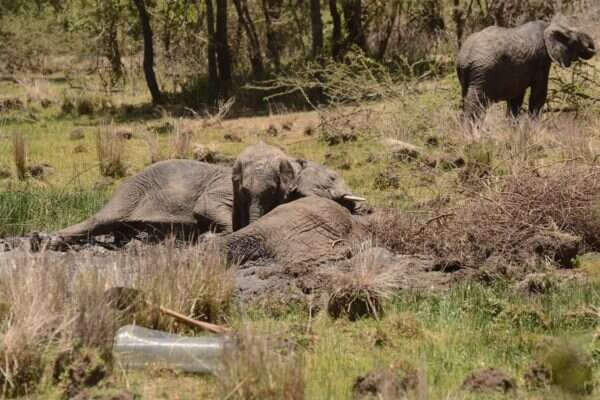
[0,0,593,111]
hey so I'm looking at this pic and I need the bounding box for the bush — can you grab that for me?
[371,164,600,269]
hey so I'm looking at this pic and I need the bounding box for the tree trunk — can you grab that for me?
[132,0,162,104]
[329,0,342,59]
[233,0,265,80]
[261,0,283,72]
[310,0,323,59]
[376,2,399,61]
[342,0,366,52]
[215,0,232,98]
[205,0,219,100]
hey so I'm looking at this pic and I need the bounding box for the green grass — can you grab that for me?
[0,189,109,236]
[101,282,600,399]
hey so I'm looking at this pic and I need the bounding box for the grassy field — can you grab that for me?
[2,57,600,399]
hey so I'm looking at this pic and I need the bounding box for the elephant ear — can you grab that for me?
[278,157,297,201]
[544,23,576,68]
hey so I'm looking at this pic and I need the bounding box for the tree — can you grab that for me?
[132,0,162,104]
[233,0,265,81]
[310,0,323,59]
[215,0,232,98]
[341,0,366,52]
[95,0,124,86]
[261,0,283,71]
[204,0,219,100]
[329,0,342,59]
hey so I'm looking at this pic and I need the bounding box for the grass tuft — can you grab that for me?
[12,133,26,181]
[218,328,305,400]
[95,124,127,178]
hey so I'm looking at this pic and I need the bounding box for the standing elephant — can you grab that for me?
[457,16,596,120]
[51,160,233,248]
[232,142,365,231]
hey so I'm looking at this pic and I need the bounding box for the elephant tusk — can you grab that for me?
[342,195,366,202]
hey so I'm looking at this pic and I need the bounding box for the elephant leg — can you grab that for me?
[529,70,550,117]
[194,193,233,233]
[507,92,525,118]
[463,86,489,122]
[51,218,122,250]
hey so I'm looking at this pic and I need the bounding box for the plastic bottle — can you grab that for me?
[113,325,229,374]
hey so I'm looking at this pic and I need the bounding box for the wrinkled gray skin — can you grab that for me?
[52,160,233,247]
[232,142,364,231]
[457,17,596,120]
[224,196,368,267]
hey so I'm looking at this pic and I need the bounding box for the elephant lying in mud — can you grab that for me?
[223,196,368,267]
[457,15,596,120]
[46,151,365,249]
[51,160,234,248]
[232,142,365,230]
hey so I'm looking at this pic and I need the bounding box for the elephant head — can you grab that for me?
[232,143,366,231]
[290,161,366,212]
[545,16,596,68]
[232,143,298,231]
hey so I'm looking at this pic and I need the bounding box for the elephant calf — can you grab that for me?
[457,15,596,120]
[232,142,365,231]
[51,160,233,248]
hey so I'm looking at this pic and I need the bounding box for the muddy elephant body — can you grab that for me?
[223,196,368,267]
[457,17,595,119]
[54,160,233,246]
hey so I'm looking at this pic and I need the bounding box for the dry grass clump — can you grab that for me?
[115,239,235,327]
[372,164,600,269]
[324,243,401,321]
[143,130,164,164]
[0,239,235,397]
[95,124,127,178]
[12,132,26,181]
[218,328,305,400]
[168,118,194,159]
[0,258,115,398]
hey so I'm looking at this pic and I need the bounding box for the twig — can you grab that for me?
[415,213,455,235]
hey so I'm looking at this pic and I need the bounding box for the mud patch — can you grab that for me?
[462,368,516,394]
[352,363,418,399]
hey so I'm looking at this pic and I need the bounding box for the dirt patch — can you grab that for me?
[352,364,418,399]
[53,348,110,399]
[462,368,516,394]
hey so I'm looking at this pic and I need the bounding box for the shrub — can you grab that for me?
[371,164,600,269]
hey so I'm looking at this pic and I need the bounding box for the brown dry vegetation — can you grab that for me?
[0,241,234,397]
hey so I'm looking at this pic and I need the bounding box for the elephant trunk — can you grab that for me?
[248,203,266,225]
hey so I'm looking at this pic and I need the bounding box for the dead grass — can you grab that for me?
[0,239,235,397]
[109,239,235,327]
[95,124,127,178]
[143,130,163,164]
[0,258,112,397]
[12,133,26,181]
[372,163,600,270]
[218,328,305,400]
[324,242,401,321]
[169,118,194,159]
